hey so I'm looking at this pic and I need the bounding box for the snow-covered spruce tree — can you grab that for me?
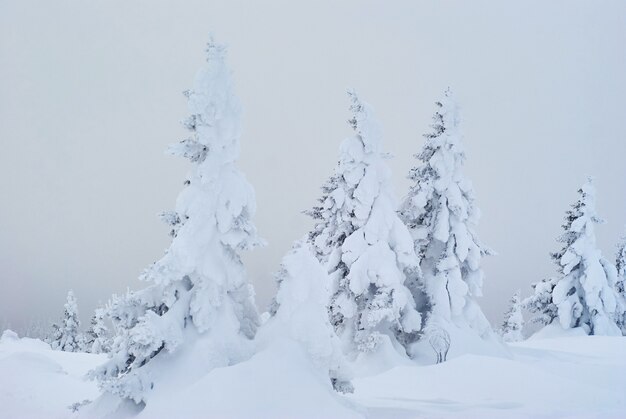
[398,89,493,337]
[523,277,559,326]
[47,322,62,348]
[83,308,111,353]
[264,239,353,393]
[307,90,422,356]
[547,178,620,335]
[51,290,81,352]
[614,231,626,333]
[92,39,262,404]
[500,290,524,342]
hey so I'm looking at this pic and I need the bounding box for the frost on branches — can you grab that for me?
[500,290,524,342]
[398,89,493,337]
[547,178,620,335]
[50,290,81,352]
[264,239,353,393]
[92,38,262,404]
[524,277,559,326]
[308,90,421,356]
[613,231,626,334]
[83,308,111,354]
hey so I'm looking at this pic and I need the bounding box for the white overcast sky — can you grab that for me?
[1,0,625,331]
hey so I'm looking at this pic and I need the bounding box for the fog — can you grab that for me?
[1,0,625,332]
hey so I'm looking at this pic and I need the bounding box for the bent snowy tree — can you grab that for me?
[398,89,493,337]
[308,90,422,356]
[545,178,620,335]
[92,39,262,403]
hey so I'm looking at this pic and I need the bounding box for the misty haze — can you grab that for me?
[1,1,625,418]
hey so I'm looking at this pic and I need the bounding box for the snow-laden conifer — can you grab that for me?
[500,290,524,342]
[51,290,81,352]
[92,38,262,403]
[614,231,626,334]
[263,239,353,393]
[398,89,493,337]
[83,308,111,353]
[524,277,559,326]
[308,90,421,355]
[547,178,620,335]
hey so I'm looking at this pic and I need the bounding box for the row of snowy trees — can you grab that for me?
[83,38,499,405]
[28,37,624,409]
[47,290,111,354]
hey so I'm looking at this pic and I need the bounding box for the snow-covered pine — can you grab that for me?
[92,38,262,403]
[263,239,353,393]
[51,290,81,352]
[47,322,62,348]
[614,231,626,334]
[548,178,620,335]
[82,308,111,354]
[398,88,493,337]
[307,90,421,356]
[500,290,524,342]
[523,277,559,326]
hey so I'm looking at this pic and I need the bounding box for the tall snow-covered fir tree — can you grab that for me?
[51,290,81,352]
[545,178,620,335]
[307,90,422,356]
[500,290,524,342]
[263,239,353,393]
[92,38,262,404]
[614,231,626,334]
[83,308,111,354]
[398,89,493,337]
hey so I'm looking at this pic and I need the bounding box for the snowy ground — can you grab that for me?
[1,329,624,418]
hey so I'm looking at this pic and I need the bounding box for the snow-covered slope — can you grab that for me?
[1,329,625,418]
[352,334,626,418]
[0,330,105,418]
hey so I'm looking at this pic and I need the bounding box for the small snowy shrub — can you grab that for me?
[500,290,524,342]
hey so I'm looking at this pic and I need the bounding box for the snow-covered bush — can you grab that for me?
[398,88,493,337]
[50,290,81,352]
[91,38,262,404]
[424,323,451,363]
[500,290,524,342]
[263,239,352,393]
[537,178,621,335]
[307,90,421,356]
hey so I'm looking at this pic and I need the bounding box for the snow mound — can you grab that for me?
[409,321,509,364]
[0,332,106,419]
[139,338,362,419]
[529,323,589,340]
[352,336,626,418]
